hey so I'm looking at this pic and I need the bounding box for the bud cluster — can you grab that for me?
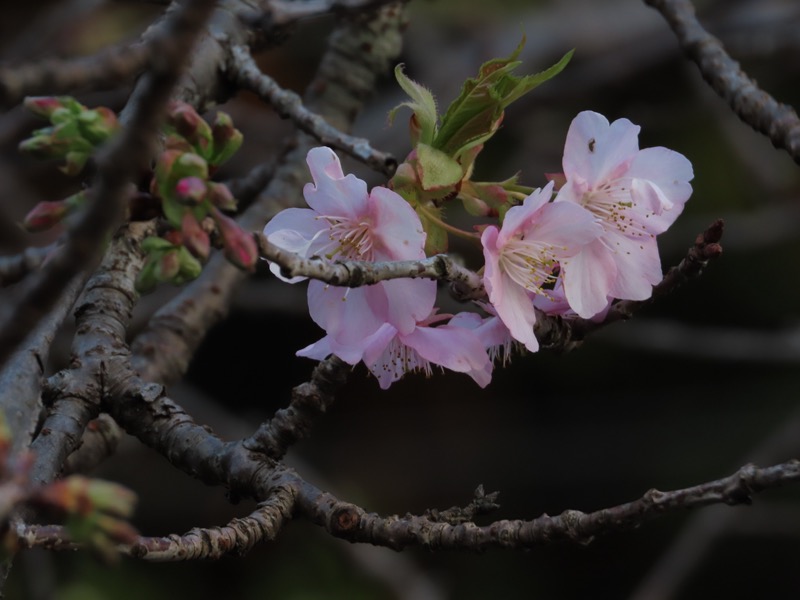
[19,96,120,176]
[138,101,255,292]
[18,97,255,290]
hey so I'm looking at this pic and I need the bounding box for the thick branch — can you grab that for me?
[28,222,154,486]
[0,272,87,460]
[644,0,800,164]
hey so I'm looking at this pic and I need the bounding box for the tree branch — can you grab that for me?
[299,460,800,551]
[28,222,154,486]
[228,45,397,176]
[644,0,800,165]
[242,357,349,459]
[257,233,485,292]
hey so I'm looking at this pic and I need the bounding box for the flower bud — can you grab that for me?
[18,128,71,159]
[176,246,203,282]
[22,200,71,232]
[174,176,207,205]
[23,96,66,119]
[210,111,243,166]
[166,101,213,156]
[181,211,210,259]
[77,106,120,144]
[207,181,236,211]
[211,207,257,271]
[153,249,181,281]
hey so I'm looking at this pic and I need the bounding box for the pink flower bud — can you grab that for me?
[181,212,210,259]
[207,181,236,211]
[78,106,120,144]
[210,111,243,166]
[211,207,257,271]
[154,249,181,281]
[23,96,66,119]
[174,176,207,205]
[166,101,212,154]
[23,200,70,232]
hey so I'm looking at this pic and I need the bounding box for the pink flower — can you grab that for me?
[556,111,693,317]
[298,310,492,389]
[481,181,601,352]
[263,147,435,344]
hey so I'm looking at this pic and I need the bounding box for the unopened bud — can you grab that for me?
[167,101,213,155]
[176,246,203,282]
[210,111,243,166]
[23,96,66,119]
[211,207,257,271]
[174,176,207,205]
[153,249,181,281]
[78,106,120,144]
[181,212,210,259]
[207,181,236,211]
[22,200,70,232]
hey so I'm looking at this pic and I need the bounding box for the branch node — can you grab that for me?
[329,503,361,535]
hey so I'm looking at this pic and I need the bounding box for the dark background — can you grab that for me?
[4,0,800,598]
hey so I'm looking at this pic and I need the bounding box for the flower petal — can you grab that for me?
[607,233,662,300]
[381,278,437,335]
[487,271,539,352]
[368,186,427,260]
[304,147,369,218]
[561,237,617,318]
[563,111,640,186]
[307,280,388,345]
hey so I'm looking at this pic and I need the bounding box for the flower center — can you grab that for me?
[499,236,559,295]
[581,179,651,239]
[317,215,374,260]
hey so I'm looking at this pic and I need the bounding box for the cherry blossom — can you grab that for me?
[263,147,435,344]
[481,181,601,352]
[298,310,492,389]
[556,110,693,317]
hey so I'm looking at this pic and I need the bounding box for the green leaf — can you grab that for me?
[388,64,438,146]
[434,38,573,157]
[415,143,463,191]
[416,204,448,255]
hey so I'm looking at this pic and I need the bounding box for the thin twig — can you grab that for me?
[299,460,800,550]
[257,232,485,292]
[228,45,397,176]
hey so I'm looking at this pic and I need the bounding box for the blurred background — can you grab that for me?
[3,0,800,598]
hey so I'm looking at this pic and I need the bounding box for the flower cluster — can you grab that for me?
[264,109,692,388]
